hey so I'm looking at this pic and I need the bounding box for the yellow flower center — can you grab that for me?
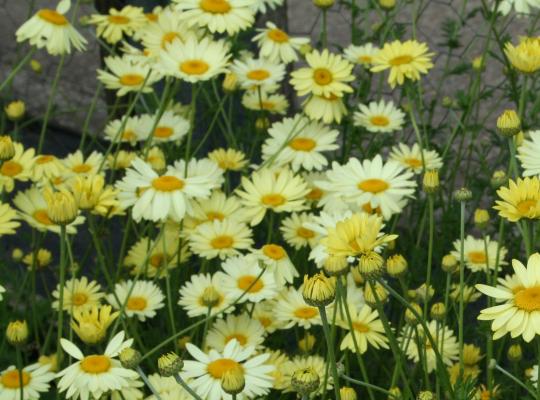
[306,188,323,200]
[72,163,92,174]
[389,55,414,66]
[353,322,370,333]
[517,199,537,215]
[108,15,130,24]
[267,28,289,43]
[247,69,271,81]
[33,210,53,225]
[262,244,286,260]
[405,158,422,168]
[154,126,174,138]
[297,227,315,239]
[357,178,389,194]
[294,306,318,319]
[0,161,22,177]
[180,60,210,75]
[80,355,111,374]
[36,155,55,164]
[313,68,333,85]
[515,286,540,312]
[127,296,148,311]
[200,0,231,13]
[1,370,30,389]
[122,130,137,141]
[225,333,247,346]
[261,193,286,207]
[210,235,234,249]
[260,101,275,110]
[150,254,164,268]
[38,9,68,25]
[119,74,144,86]
[207,358,243,379]
[207,211,225,221]
[468,251,486,264]
[258,317,272,327]
[146,13,158,22]
[152,176,185,192]
[161,32,180,48]
[362,202,381,215]
[358,55,372,64]
[289,137,316,151]
[369,115,390,127]
[237,275,264,293]
[72,292,88,306]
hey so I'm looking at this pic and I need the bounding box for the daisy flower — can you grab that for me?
[338,304,388,354]
[230,57,285,91]
[494,177,540,222]
[189,219,253,260]
[264,350,290,390]
[174,0,258,35]
[178,273,234,317]
[303,171,327,204]
[107,280,165,322]
[182,340,274,400]
[138,111,190,143]
[254,243,299,284]
[281,355,333,394]
[303,93,347,124]
[15,0,87,55]
[242,90,289,114]
[186,191,247,229]
[145,374,191,400]
[253,22,309,64]
[52,277,104,314]
[400,320,459,372]
[158,35,230,82]
[504,37,540,73]
[353,99,405,133]
[236,168,309,226]
[343,43,379,66]
[496,0,540,15]
[262,115,339,171]
[31,154,65,183]
[0,143,35,193]
[475,253,540,342]
[0,284,5,302]
[63,150,105,178]
[450,284,481,303]
[88,5,146,44]
[450,235,508,273]
[371,39,435,88]
[252,301,286,333]
[57,331,139,400]
[206,313,266,351]
[0,203,19,237]
[116,157,223,222]
[389,143,443,173]
[0,363,55,400]
[291,49,354,98]
[13,187,85,234]
[208,148,248,171]
[97,55,160,97]
[280,212,318,250]
[272,286,321,329]
[216,254,278,302]
[251,0,284,13]
[318,155,417,220]
[518,130,540,176]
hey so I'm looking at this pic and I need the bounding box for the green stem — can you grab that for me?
[318,306,341,400]
[136,366,162,400]
[15,347,24,400]
[458,201,466,378]
[0,48,36,93]
[56,225,67,372]
[424,194,434,318]
[174,373,202,400]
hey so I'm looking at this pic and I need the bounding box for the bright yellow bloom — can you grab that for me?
[71,305,119,344]
[504,37,540,74]
[494,177,540,222]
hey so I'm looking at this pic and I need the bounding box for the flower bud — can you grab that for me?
[415,283,434,303]
[405,303,422,325]
[417,391,435,400]
[386,254,407,277]
[119,347,141,369]
[11,248,23,261]
[350,266,365,285]
[379,0,395,9]
[0,136,15,160]
[255,117,270,132]
[291,367,320,395]
[357,251,384,278]
[453,187,472,202]
[30,59,42,73]
[43,188,78,225]
[201,286,221,308]
[157,352,183,377]
[442,96,456,108]
[441,254,459,273]
[364,282,388,306]
[430,302,446,321]
[299,43,313,56]
[490,170,507,188]
[6,320,28,346]
[323,255,349,277]
[222,72,238,92]
[312,0,334,9]
[388,387,402,400]
[298,333,316,353]
[4,101,25,121]
[38,354,58,372]
[472,55,485,71]
[497,109,521,137]
[507,343,522,362]
[340,387,357,400]
[474,208,489,229]
[302,273,336,307]
[423,170,440,194]
[221,367,245,395]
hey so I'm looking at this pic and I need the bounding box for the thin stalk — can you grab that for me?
[458,201,466,378]
[0,48,36,93]
[136,366,162,400]
[174,373,202,400]
[56,225,67,373]
[424,194,434,318]
[15,347,24,400]
[318,306,341,400]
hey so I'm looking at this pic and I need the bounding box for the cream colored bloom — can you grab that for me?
[230,57,285,91]
[253,22,309,64]
[88,5,147,44]
[206,313,266,351]
[0,203,19,237]
[389,143,443,174]
[354,100,405,134]
[178,273,234,317]
[451,235,507,272]
[107,280,165,322]
[0,143,35,193]
[189,219,254,260]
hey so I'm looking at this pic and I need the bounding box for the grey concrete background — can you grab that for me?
[0,0,527,136]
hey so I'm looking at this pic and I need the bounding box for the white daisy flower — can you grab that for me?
[343,43,379,66]
[280,212,318,250]
[241,90,289,115]
[206,313,266,351]
[262,114,339,171]
[0,363,55,400]
[451,235,508,273]
[303,93,348,124]
[518,130,540,177]
[496,0,540,15]
[57,331,139,400]
[230,57,285,91]
[353,99,405,133]
[253,243,299,285]
[103,115,142,145]
[178,273,235,318]
[52,276,104,314]
[389,142,443,174]
[63,150,105,178]
[272,286,322,329]
[252,301,286,333]
[138,111,190,144]
[252,22,309,64]
[216,254,278,302]
[189,219,254,260]
[251,0,284,13]
[107,280,165,322]
[144,374,191,400]
[182,339,274,400]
